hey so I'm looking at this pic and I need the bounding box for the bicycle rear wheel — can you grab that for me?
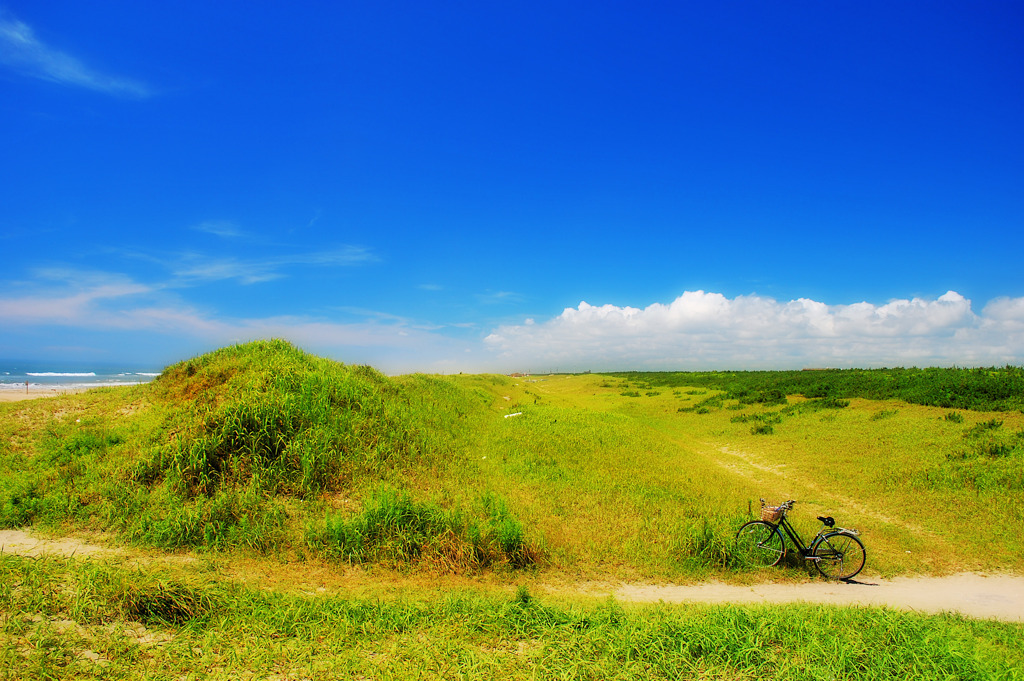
[812,531,866,580]
[735,521,785,567]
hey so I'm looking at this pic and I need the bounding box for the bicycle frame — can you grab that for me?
[773,514,823,558]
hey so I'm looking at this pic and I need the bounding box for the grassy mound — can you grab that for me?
[144,339,427,497]
[0,341,539,567]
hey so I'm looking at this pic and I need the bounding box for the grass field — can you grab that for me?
[451,371,1024,578]
[2,341,1023,678]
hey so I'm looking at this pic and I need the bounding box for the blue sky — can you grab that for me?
[2,2,1022,373]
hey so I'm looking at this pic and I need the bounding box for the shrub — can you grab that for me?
[967,418,1003,436]
[738,389,788,407]
[608,366,1024,412]
[925,422,1024,491]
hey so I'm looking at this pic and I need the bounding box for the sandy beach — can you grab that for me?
[0,387,89,402]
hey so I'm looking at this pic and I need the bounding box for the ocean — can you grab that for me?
[0,360,162,392]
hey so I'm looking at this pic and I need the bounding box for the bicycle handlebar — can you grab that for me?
[760,498,797,509]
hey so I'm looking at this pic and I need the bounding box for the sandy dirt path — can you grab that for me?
[606,574,1024,622]
[0,529,120,558]
[3,529,1022,623]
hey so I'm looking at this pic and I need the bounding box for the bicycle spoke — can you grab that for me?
[735,521,784,567]
[813,532,865,580]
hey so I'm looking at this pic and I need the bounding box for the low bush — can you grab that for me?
[922,423,1024,491]
[611,366,1024,412]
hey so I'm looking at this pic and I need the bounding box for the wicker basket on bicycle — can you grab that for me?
[760,503,784,522]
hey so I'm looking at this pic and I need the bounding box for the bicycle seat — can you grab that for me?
[817,516,835,528]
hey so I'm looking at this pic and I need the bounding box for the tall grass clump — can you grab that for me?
[0,472,41,528]
[306,486,542,571]
[1,413,133,529]
[673,514,755,570]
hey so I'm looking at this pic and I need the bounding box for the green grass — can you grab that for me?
[3,342,1024,677]
[2,554,1022,680]
[443,373,1024,577]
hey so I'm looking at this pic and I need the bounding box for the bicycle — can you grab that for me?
[735,499,866,580]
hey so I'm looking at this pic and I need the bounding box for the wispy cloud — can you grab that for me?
[476,290,524,305]
[172,246,378,285]
[0,270,462,372]
[484,291,1024,371]
[173,256,283,285]
[331,306,412,324]
[304,209,322,232]
[191,220,246,239]
[0,269,152,325]
[296,247,378,267]
[0,11,151,97]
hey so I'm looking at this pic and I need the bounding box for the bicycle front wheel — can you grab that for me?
[812,531,866,580]
[735,521,785,567]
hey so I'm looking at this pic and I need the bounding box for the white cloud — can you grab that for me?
[982,297,1024,325]
[4,272,1023,374]
[298,247,378,267]
[483,290,1024,371]
[0,12,151,97]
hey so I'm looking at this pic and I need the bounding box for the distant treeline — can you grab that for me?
[606,366,1024,412]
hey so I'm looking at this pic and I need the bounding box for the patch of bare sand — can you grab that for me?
[0,528,118,558]
[0,387,89,402]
